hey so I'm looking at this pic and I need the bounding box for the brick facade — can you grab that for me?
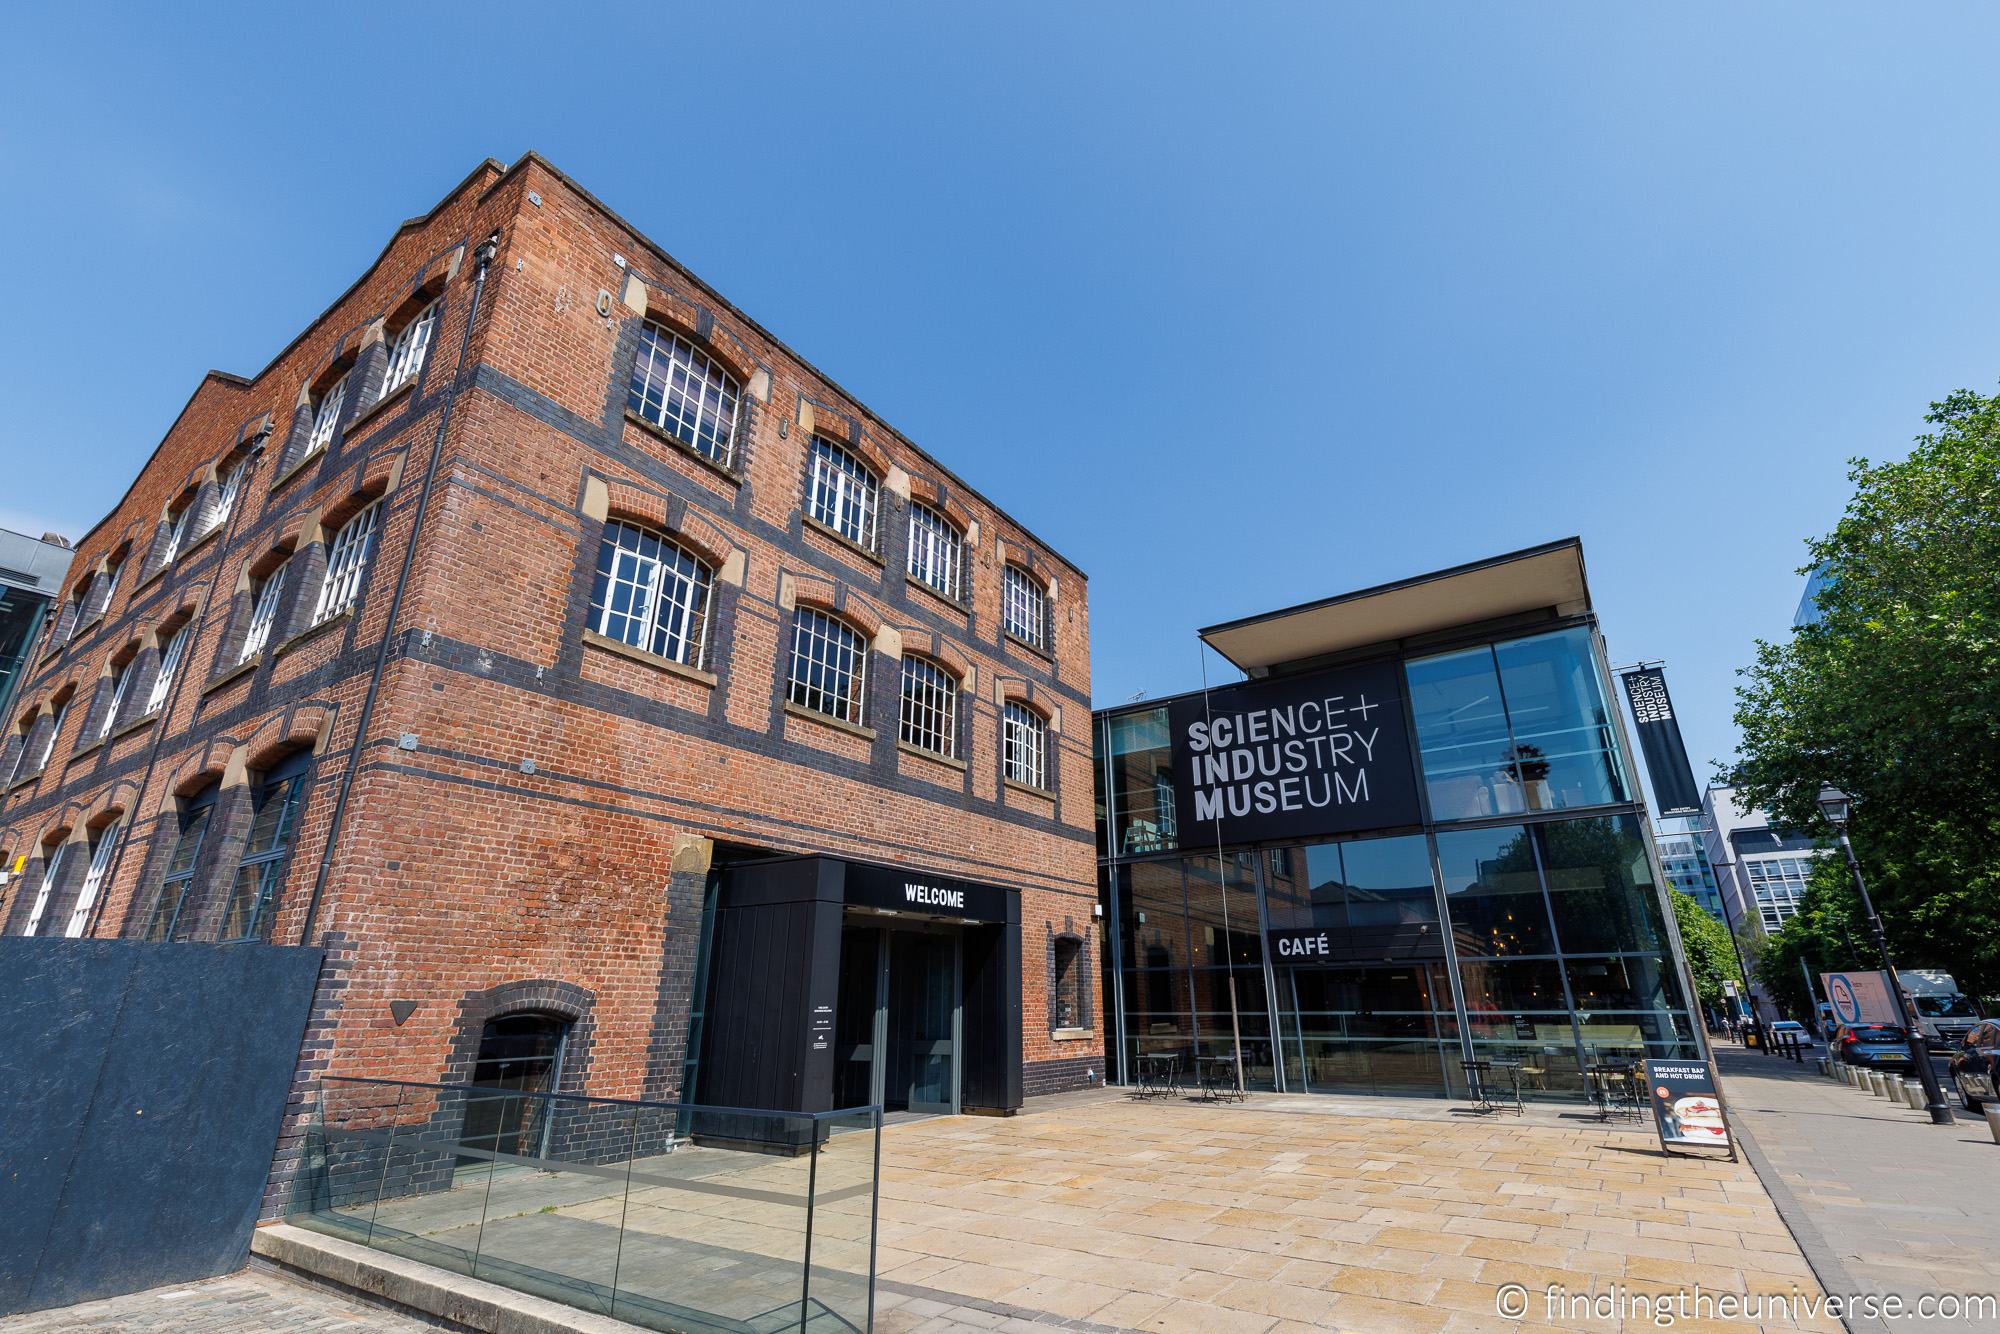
[0,155,1103,1201]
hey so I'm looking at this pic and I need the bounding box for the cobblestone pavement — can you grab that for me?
[3,1267,434,1331]
[863,1088,1832,1333]
[1716,1043,2000,1334]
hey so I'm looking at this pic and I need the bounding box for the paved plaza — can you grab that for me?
[866,1090,1832,1333]
[1714,1044,2000,1334]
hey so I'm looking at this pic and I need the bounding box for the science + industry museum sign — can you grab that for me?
[1166,658,1422,844]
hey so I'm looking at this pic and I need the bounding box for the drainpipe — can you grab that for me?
[296,231,500,946]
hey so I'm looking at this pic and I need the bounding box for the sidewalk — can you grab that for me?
[1715,1044,2000,1333]
[1,1266,436,1332]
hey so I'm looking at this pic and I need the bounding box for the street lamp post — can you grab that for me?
[1816,785,1954,1126]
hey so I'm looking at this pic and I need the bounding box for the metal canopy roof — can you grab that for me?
[1199,538,1592,673]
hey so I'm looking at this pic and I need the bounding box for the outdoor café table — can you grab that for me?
[1462,1058,1524,1114]
[1199,1056,1247,1102]
[1586,1063,1644,1120]
[1135,1053,1180,1098]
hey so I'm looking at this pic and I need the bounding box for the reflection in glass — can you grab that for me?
[1107,708,1177,855]
[1563,954,1680,1013]
[1279,963,1458,1096]
[1435,824,1553,956]
[1493,628,1628,811]
[1539,815,1667,953]
[1406,646,1522,819]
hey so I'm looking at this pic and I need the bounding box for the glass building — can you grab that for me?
[1093,541,1705,1101]
[1655,816,1725,924]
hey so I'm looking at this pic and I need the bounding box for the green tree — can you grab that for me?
[1749,857,1871,1021]
[1669,887,1745,1014]
[1730,386,2000,1004]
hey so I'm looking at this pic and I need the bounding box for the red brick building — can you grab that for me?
[0,155,1101,1175]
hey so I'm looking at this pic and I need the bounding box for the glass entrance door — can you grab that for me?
[1278,963,1456,1096]
[888,932,959,1114]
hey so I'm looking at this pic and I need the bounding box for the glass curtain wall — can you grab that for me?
[1095,625,1698,1103]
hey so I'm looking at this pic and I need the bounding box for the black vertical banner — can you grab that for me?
[1620,667,1702,816]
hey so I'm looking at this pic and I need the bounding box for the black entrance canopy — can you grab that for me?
[693,855,1023,1123]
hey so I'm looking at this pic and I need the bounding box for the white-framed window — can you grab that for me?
[97,660,131,740]
[55,587,86,649]
[899,656,959,758]
[159,497,196,566]
[304,371,349,459]
[1003,701,1048,789]
[379,299,440,401]
[628,323,741,467]
[312,501,382,625]
[588,522,713,668]
[145,622,192,716]
[23,842,67,936]
[907,503,962,599]
[95,556,123,620]
[240,560,289,662]
[34,695,71,773]
[1002,565,1048,649]
[65,818,121,938]
[203,458,245,537]
[806,438,878,550]
[788,608,866,726]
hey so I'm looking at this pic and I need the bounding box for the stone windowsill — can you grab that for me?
[66,736,105,765]
[1004,630,1054,664]
[624,410,742,488]
[582,630,717,687]
[205,654,262,693]
[272,443,327,491]
[113,710,161,740]
[1004,776,1056,801]
[275,609,350,658]
[7,767,43,792]
[905,572,971,617]
[1052,1027,1095,1042]
[132,563,168,596]
[344,379,415,434]
[801,514,886,568]
[898,740,967,771]
[784,700,876,741]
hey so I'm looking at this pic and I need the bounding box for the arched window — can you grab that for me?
[146,787,216,941]
[628,323,741,467]
[588,522,713,667]
[378,298,441,401]
[158,493,197,567]
[462,1012,569,1160]
[1002,565,1047,649]
[907,502,962,599]
[65,817,122,938]
[788,608,866,726]
[145,620,193,715]
[898,656,959,758]
[33,691,72,773]
[239,557,290,662]
[805,438,878,550]
[217,752,312,941]
[97,651,135,740]
[304,370,349,460]
[1003,702,1048,789]
[312,499,382,625]
[23,840,68,936]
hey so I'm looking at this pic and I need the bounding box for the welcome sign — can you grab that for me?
[1167,659,1423,844]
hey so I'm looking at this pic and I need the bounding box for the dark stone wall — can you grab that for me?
[0,937,323,1316]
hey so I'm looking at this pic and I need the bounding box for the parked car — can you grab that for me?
[1832,1023,1916,1071]
[1769,1020,1814,1047]
[1947,1020,2000,1113]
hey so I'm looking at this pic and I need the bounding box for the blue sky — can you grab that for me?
[5,4,1999,791]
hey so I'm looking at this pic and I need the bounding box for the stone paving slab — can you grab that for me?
[1715,1043,2000,1334]
[1,1266,439,1331]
